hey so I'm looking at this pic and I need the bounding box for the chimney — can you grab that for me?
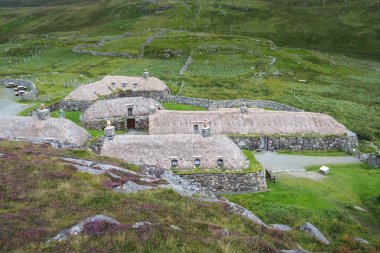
[36,103,51,120]
[240,103,248,114]
[104,120,115,140]
[201,120,211,137]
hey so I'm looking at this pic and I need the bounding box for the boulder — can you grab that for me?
[51,215,120,241]
[299,222,329,245]
[270,224,292,231]
[116,181,155,193]
[353,237,371,245]
[132,222,152,229]
[281,250,308,253]
[170,225,182,231]
[353,206,368,212]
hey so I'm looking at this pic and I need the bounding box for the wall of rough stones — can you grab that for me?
[60,90,169,111]
[166,95,302,112]
[13,137,82,149]
[179,170,267,193]
[367,154,380,168]
[229,132,358,151]
[82,116,149,131]
[0,78,38,99]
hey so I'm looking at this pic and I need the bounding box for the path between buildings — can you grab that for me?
[0,88,32,116]
[123,129,149,135]
[255,152,361,180]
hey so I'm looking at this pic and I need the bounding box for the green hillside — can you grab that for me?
[0,0,379,145]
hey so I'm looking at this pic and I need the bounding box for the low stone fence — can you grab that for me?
[179,170,266,193]
[367,154,380,168]
[0,78,38,99]
[229,132,358,151]
[60,90,169,111]
[166,95,302,112]
[82,116,149,131]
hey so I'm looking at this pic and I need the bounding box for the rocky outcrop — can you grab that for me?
[299,222,329,245]
[51,215,120,241]
[270,224,292,231]
[353,237,371,245]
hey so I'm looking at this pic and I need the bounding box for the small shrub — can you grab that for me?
[83,220,125,237]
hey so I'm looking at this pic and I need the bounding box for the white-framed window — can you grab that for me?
[128,108,133,116]
[194,159,201,167]
[217,159,224,168]
[171,159,178,168]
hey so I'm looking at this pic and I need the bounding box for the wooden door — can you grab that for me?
[127,119,136,129]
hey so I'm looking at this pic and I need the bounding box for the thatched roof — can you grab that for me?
[64,76,168,101]
[81,97,162,122]
[149,108,348,136]
[100,135,247,170]
[0,117,91,146]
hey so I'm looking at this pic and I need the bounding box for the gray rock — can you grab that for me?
[51,215,120,241]
[68,164,105,175]
[353,206,368,212]
[299,222,329,245]
[223,200,269,228]
[270,224,292,231]
[132,222,152,229]
[0,153,7,158]
[353,237,371,245]
[281,250,308,253]
[116,181,155,193]
[170,225,182,231]
[140,177,156,183]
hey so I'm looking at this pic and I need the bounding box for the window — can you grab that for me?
[217,159,224,168]
[193,125,199,134]
[171,159,178,168]
[194,159,201,167]
[128,108,133,116]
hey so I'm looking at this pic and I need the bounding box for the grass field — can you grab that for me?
[0,1,379,149]
[0,141,296,252]
[225,163,380,252]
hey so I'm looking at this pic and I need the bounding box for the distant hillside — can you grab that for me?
[0,0,379,58]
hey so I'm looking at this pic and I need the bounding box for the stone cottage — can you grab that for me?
[149,107,356,151]
[60,75,170,111]
[80,97,163,130]
[100,134,248,171]
[0,116,91,147]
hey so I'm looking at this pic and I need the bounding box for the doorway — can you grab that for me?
[127,118,136,129]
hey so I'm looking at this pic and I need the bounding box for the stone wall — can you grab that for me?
[367,154,380,168]
[0,78,38,99]
[61,90,169,111]
[82,116,149,131]
[229,132,358,151]
[179,170,266,193]
[12,137,83,149]
[166,95,302,112]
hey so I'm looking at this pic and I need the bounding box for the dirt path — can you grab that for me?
[255,152,361,173]
[0,88,33,116]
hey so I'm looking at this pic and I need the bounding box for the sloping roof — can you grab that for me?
[0,117,91,146]
[149,108,348,136]
[81,97,162,122]
[100,134,247,170]
[64,76,168,101]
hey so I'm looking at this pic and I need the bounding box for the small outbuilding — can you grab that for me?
[0,116,91,147]
[61,75,169,111]
[80,97,163,130]
[100,134,248,171]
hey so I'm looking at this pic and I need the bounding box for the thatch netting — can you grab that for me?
[149,108,348,136]
[101,135,247,170]
[0,117,91,146]
[64,76,168,101]
[81,97,162,122]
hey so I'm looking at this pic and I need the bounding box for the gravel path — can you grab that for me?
[0,88,32,116]
[255,152,361,173]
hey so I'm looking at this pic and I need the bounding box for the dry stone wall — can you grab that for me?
[179,170,266,193]
[0,78,38,99]
[229,132,358,151]
[166,95,302,112]
[82,116,149,131]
